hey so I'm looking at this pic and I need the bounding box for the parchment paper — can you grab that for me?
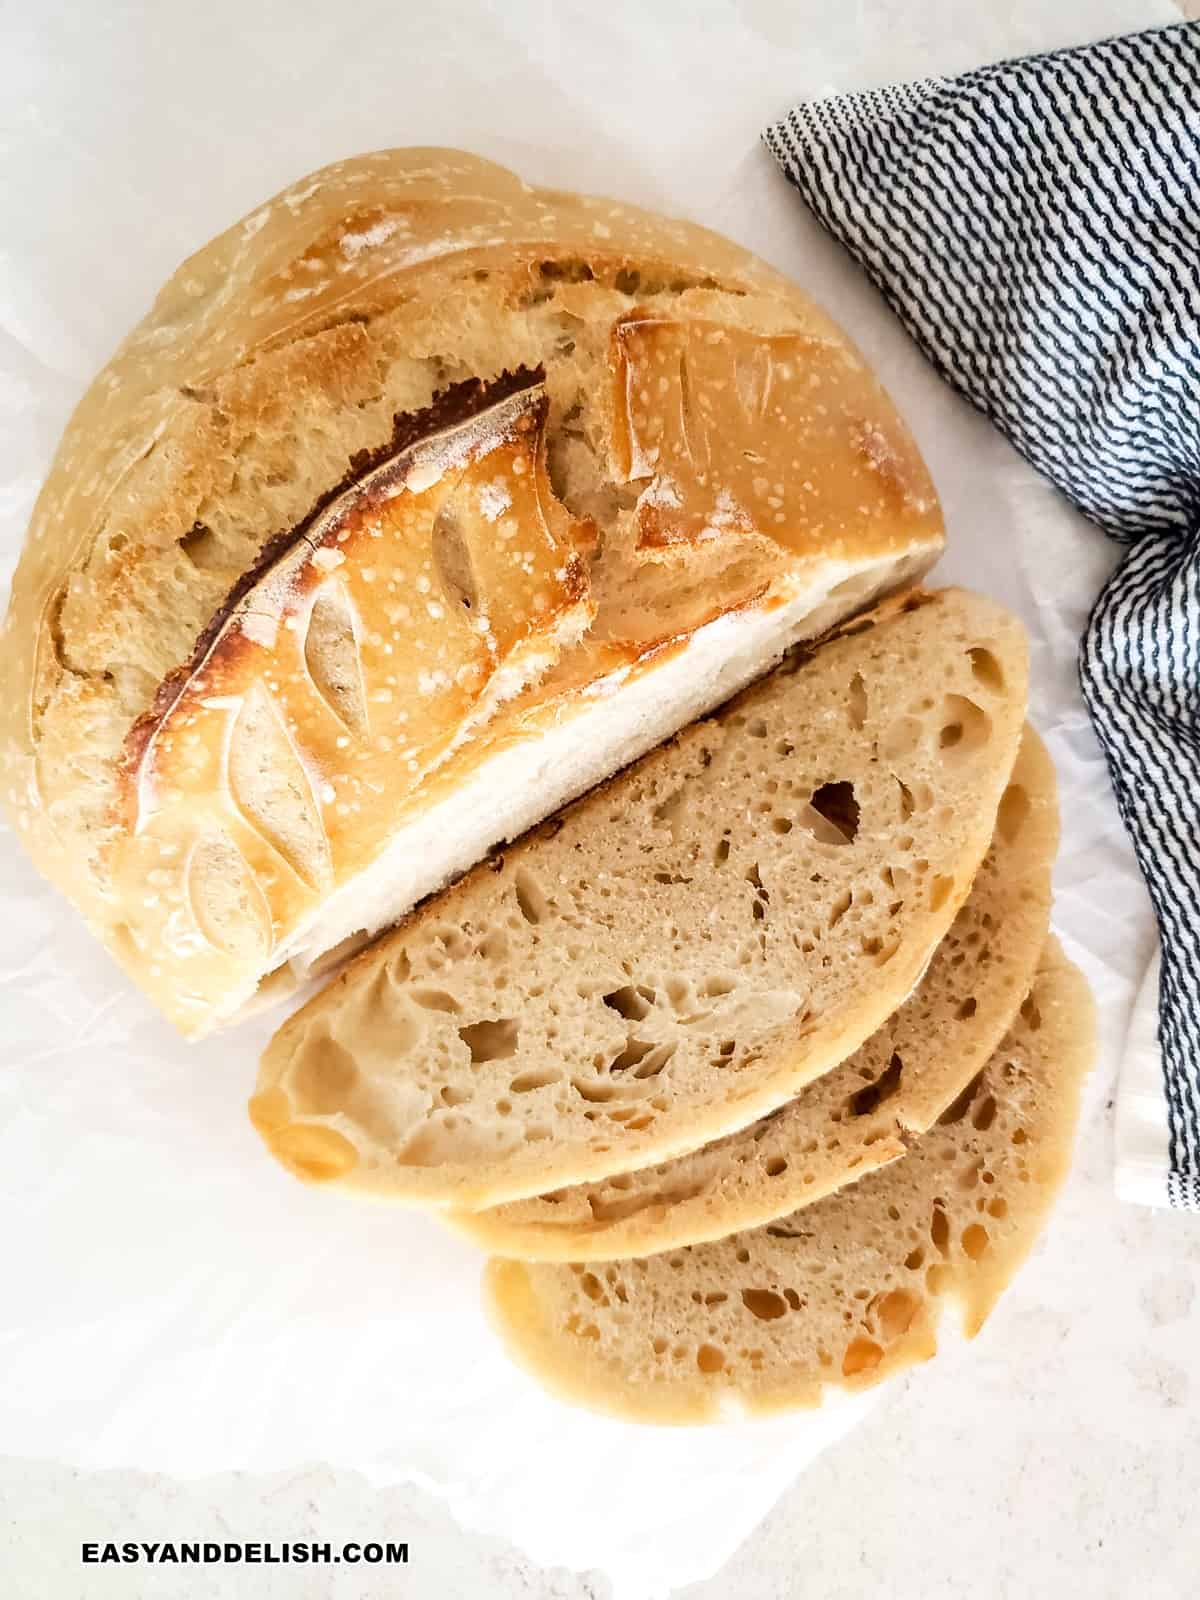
[0,1,1175,1594]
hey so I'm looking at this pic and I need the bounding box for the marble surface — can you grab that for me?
[4,1,1198,1596]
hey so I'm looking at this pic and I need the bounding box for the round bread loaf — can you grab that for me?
[0,149,942,1034]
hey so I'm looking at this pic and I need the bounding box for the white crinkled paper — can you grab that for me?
[0,1,1175,1595]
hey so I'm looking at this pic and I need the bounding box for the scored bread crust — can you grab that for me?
[484,937,1095,1424]
[0,148,943,1034]
[251,588,1029,1210]
[449,725,1058,1260]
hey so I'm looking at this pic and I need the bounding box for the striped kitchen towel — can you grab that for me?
[765,22,1200,1208]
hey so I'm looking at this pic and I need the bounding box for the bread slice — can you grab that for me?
[0,148,942,1034]
[250,588,1028,1209]
[450,725,1057,1260]
[485,938,1093,1423]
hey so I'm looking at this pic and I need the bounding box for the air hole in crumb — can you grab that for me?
[962,1223,990,1260]
[1020,993,1043,1030]
[576,1081,620,1107]
[904,1247,925,1271]
[713,836,731,865]
[802,781,860,845]
[741,1288,787,1321]
[842,1337,883,1376]
[957,997,978,1020]
[972,1093,998,1131]
[477,929,508,963]
[764,1157,788,1177]
[514,870,550,926]
[930,1206,950,1256]
[178,521,225,570]
[509,1068,561,1093]
[939,1072,983,1125]
[772,816,793,834]
[828,888,852,929]
[631,1042,678,1079]
[608,1037,656,1073]
[874,1288,917,1340]
[603,985,652,1022]
[412,988,460,1013]
[937,694,992,757]
[968,646,1005,692]
[848,1051,904,1117]
[539,257,595,283]
[458,1017,519,1063]
[696,1344,725,1374]
[847,672,867,731]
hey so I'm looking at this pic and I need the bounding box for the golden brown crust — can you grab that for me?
[611,312,934,563]
[118,365,551,788]
[107,373,593,1026]
[0,149,943,1030]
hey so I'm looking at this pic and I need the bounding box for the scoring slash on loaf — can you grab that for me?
[0,148,943,1035]
[450,725,1057,1260]
[250,588,1029,1210]
[484,939,1095,1424]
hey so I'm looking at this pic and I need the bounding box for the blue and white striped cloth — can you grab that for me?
[765,23,1200,1208]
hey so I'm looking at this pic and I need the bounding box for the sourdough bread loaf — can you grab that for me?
[0,149,942,1035]
[484,938,1094,1423]
[450,725,1057,1260]
[251,588,1028,1209]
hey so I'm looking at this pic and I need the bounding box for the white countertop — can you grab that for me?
[3,2,1197,1596]
[6,1100,1199,1599]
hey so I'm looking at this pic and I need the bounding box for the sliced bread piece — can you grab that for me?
[450,725,1057,1260]
[250,588,1028,1210]
[485,938,1094,1423]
